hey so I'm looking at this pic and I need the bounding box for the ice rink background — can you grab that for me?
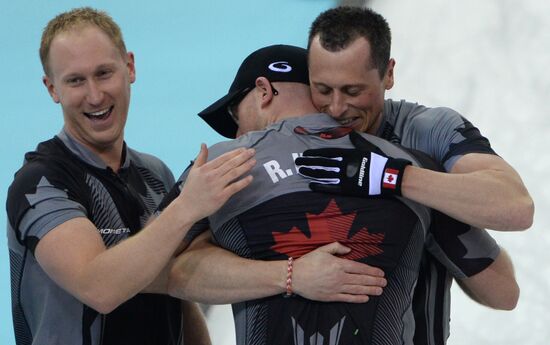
[380,1,550,343]
[1,0,548,344]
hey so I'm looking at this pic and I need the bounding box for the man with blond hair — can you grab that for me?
[6,7,254,345]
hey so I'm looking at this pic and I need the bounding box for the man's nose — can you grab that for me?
[86,80,104,106]
[328,92,348,118]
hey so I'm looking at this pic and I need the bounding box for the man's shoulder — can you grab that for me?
[11,138,82,187]
[127,147,175,186]
[208,133,262,159]
[6,140,86,229]
[385,98,452,113]
[383,99,469,147]
[385,99,463,123]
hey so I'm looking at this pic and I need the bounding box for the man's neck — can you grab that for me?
[268,102,318,126]
[266,83,318,126]
[60,128,125,172]
[94,142,125,172]
[367,110,385,135]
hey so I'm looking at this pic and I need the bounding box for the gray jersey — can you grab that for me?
[378,99,498,344]
[378,99,495,171]
[177,114,497,345]
[7,130,181,345]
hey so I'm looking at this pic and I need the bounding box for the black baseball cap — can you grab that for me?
[198,44,310,138]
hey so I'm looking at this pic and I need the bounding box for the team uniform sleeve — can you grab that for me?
[407,107,496,171]
[403,147,500,279]
[425,210,500,279]
[6,162,87,254]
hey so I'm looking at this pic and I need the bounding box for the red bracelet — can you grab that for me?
[285,257,294,297]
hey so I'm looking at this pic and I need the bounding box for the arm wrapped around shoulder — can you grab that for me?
[295,131,411,197]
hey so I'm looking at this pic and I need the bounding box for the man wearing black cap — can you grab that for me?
[198,44,311,139]
[165,44,507,345]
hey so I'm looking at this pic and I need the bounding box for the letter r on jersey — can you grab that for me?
[264,160,288,183]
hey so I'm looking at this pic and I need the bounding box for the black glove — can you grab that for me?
[295,131,411,196]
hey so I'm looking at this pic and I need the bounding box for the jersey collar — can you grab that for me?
[57,128,130,171]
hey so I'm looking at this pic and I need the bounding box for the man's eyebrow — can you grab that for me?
[95,63,117,70]
[61,63,118,79]
[61,72,84,81]
[312,81,328,86]
[312,81,366,89]
[343,84,366,90]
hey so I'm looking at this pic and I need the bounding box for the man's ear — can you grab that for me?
[383,58,395,90]
[255,76,275,107]
[126,51,136,84]
[43,75,60,103]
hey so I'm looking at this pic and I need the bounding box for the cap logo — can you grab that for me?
[268,61,292,73]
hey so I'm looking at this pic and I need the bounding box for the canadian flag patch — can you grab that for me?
[383,168,399,189]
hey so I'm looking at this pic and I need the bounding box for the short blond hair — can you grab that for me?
[40,7,127,76]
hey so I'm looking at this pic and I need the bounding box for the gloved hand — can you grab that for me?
[295,131,411,197]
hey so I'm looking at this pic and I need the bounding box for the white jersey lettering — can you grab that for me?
[264,160,288,183]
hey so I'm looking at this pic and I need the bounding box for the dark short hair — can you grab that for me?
[308,6,391,79]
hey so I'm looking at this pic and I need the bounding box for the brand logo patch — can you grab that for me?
[358,157,368,187]
[99,227,131,235]
[268,61,292,72]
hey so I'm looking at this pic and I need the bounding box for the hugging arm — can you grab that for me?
[168,230,386,304]
[297,131,533,231]
[457,248,519,310]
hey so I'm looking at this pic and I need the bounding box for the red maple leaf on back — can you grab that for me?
[271,199,384,260]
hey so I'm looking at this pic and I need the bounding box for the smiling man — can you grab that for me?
[304,7,533,230]
[5,7,255,345]
[297,6,532,344]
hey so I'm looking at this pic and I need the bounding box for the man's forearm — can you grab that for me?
[35,147,256,313]
[457,248,519,310]
[168,234,286,304]
[36,205,196,314]
[402,154,534,231]
[168,232,387,304]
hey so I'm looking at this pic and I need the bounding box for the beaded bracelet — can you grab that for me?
[285,257,294,297]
